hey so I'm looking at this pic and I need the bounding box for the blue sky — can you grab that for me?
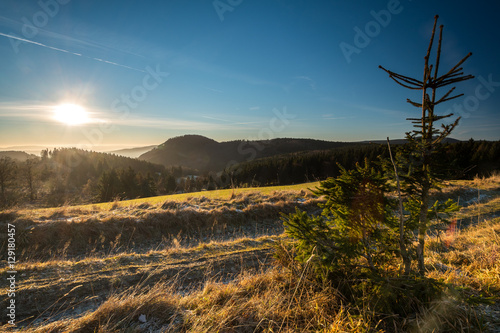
[0,0,499,150]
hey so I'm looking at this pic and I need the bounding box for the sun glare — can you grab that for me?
[53,103,90,126]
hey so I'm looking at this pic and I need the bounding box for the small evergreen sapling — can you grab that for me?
[282,160,399,275]
[379,15,473,274]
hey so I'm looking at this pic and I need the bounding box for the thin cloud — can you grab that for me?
[346,102,410,117]
[0,102,268,130]
[0,102,54,119]
[111,116,265,131]
[0,32,146,73]
[0,101,104,124]
[200,115,235,123]
[0,15,151,61]
[171,54,284,89]
[284,76,317,93]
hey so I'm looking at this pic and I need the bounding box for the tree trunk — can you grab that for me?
[387,138,411,274]
[417,186,430,275]
[417,151,432,275]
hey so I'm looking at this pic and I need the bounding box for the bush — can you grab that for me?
[282,159,399,276]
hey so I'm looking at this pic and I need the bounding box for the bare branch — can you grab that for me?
[435,87,456,104]
[436,75,474,88]
[379,66,424,86]
[435,93,464,105]
[390,77,422,90]
[379,15,472,274]
[407,99,422,108]
[441,52,473,79]
[433,25,444,81]
[431,113,454,122]
[424,15,440,78]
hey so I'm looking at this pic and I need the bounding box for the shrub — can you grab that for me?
[282,159,399,276]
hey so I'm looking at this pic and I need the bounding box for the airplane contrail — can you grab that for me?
[0,32,146,73]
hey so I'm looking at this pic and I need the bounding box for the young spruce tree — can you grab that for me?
[283,159,399,276]
[379,15,473,274]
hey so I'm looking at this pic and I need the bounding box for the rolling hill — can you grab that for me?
[138,134,367,172]
[0,150,37,161]
[108,145,157,158]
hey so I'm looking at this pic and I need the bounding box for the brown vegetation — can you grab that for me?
[1,178,499,332]
[1,190,320,261]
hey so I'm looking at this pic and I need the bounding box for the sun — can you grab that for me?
[53,103,90,126]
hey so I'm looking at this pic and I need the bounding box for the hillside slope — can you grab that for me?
[2,177,499,331]
[108,145,157,158]
[0,150,37,161]
[138,134,363,172]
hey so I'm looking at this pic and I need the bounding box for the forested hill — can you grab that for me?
[0,151,36,161]
[43,147,165,175]
[224,139,500,187]
[107,145,158,158]
[138,134,367,172]
[0,148,171,207]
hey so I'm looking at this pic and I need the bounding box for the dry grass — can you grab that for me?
[436,172,500,205]
[22,282,183,332]
[16,267,371,333]
[1,189,321,261]
[426,216,500,296]
[472,171,500,190]
[424,178,500,331]
[11,182,320,215]
[1,235,279,330]
[2,176,500,332]
[13,261,492,332]
[181,268,356,333]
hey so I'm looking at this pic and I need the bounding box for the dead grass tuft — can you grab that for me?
[5,178,500,332]
[23,283,183,333]
[6,190,322,261]
[20,264,486,332]
[181,267,348,332]
[409,296,486,332]
[473,171,500,190]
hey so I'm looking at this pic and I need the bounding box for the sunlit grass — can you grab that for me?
[426,216,500,297]
[4,176,500,332]
[101,181,320,208]
[14,181,320,216]
[5,185,322,262]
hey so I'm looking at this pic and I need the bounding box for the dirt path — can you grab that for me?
[3,238,277,327]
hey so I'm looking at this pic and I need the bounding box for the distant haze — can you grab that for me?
[0,144,156,157]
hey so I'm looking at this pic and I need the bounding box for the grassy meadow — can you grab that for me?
[1,177,499,332]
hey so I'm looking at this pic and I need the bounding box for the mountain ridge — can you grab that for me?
[0,151,38,161]
[139,134,380,172]
[107,145,158,158]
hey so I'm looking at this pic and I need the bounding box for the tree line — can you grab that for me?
[224,139,500,188]
[1,139,498,208]
[0,148,187,207]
